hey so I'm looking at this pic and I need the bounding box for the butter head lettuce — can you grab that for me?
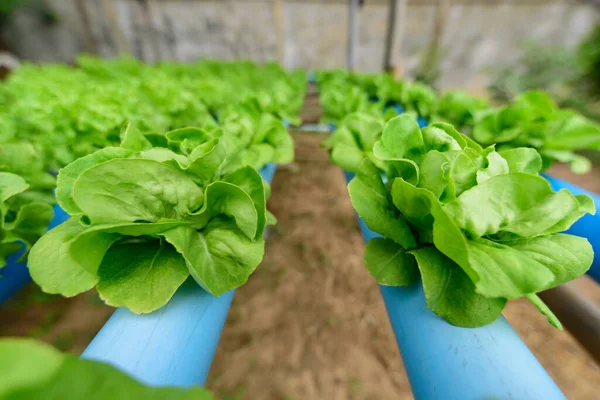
[472,90,600,173]
[432,90,489,130]
[0,142,55,267]
[321,112,386,173]
[28,125,272,314]
[348,114,594,328]
[0,338,213,400]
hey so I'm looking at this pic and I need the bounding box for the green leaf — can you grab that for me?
[185,138,227,184]
[544,111,600,150]
[120,122,153,152]
[0,338,215,399]
[420,125,462,152]
[4,202,54,246]
[417,150,450,200]
[163,219,264,296]
[465,238,555,298]
[97,242,189,313]
[373,114,424,161]
[165,127,214,155]
[0,172,29,203]
[56,147,133,215]
[28,219,186,297]
[73,159,204,224]
[465,233,592,299]
[540,149,592,174]
[525,293,563,330]
[476,151,509,184]
[363,237,418,286]
[239,144,275,172]
[498,148,542,174]
[28,219,119,296]
[410,247,506,327]
[260,116,294,163]
[330,143,366,173]
[444,173,591,238]
[266,210,277,225]
[0,339,63,398]
[187,180,258,240]
[348,161,416,249]
[507,234,593,290]
[223,166,267,240]
[427,122,484,153]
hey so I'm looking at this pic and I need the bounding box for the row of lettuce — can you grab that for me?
[0,56,304,398]
[317,70,600,174]
[321,72,596,330]
[1,55,303,310]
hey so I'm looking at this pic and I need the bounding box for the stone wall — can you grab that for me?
[3,0,598,88]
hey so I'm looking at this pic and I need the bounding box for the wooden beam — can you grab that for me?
[73,0,99,54]
[382,0,397,71]
[101,0,131,56]
[273,0,285,64]
[538,282,600,364]
[347,0,359,71]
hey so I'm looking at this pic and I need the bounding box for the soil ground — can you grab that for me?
[0,93,599,399]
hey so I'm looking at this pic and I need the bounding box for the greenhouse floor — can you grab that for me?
[0,134,599,400]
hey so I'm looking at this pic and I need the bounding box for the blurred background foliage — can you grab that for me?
[488,22,600,122]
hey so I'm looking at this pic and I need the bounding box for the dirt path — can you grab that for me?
[207,133,410,400]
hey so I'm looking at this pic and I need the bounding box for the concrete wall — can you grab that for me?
[3,0,598,89]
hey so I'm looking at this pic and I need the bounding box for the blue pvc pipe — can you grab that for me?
[383,103,404,115]
[544,174,600,283]
[0,203,70,304]
[343,172,565,400]
[83,283,235,387]
[82,163,277,387]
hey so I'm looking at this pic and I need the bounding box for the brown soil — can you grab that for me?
[0,287,113,354]
[206,133,600,400]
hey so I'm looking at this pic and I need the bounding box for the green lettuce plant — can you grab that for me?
[0,142,55,267]
[1,57,302,169]
[0,172,53,267]
[472,90,600,173]
[400,82,438,120]
[319,82,380,123]
[28,124,274,313]
[218,104,294,173]
[0,338,214,399]
[321,112,386,173]
[348,114,594,328]
[432,90,489,130]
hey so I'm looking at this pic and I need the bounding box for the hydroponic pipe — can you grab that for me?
[0,204,69,304]
[82,163,277,387]
[544,174,600,283]
[358,219,565,400]
[343,171,565,400]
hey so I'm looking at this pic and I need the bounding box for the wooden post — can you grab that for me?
[73,0,98,54]
[136,0,162,62]
[347,0,358,71]
[538,282,600,364]
[273,0,285,65]
[417,0,450,85]
[101,0,131,56]
[383,0,397,72]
